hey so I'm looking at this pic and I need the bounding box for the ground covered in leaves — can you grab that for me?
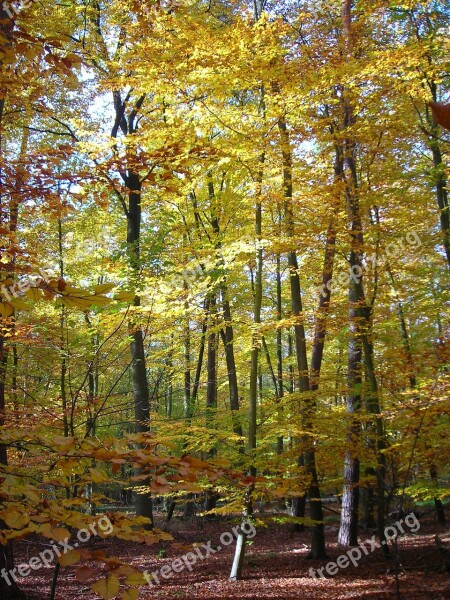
[12,510,450,599]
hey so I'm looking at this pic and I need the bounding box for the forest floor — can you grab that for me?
[12,507,450,599]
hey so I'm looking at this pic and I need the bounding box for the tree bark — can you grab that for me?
[275,254,284,455]
[108,85,153,526]
[278,112,326,559]
[126,168,153,526]
[220,286,243,437]
[338,250,362,547]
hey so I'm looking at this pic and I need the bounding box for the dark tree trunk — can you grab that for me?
[220,287,242,437]
[291,490,306,532]
[130,329,153,523]
[434,497,446,525]
[206,294,217,424]
[275,254,284,455]
[278,113,326,559]
[127,176,153,526]
[205,295,218,512]
[109,88,153,525]
[183,494,196,519]
[338,249,362,547]
[428,84,450,268]
[430,467,446,524]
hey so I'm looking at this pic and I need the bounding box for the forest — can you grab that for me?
[0,0,449,598]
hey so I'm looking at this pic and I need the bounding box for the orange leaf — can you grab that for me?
[76,566,97,582]
[429,101,450,131]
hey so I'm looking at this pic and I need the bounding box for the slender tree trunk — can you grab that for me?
[108,87,152,524]
[338,0,362,548]
[220,286,242,437]
[388,267,445,524]
[183,309,191,421]
[127,178,153,526]
[0,338,23,599]
[337,0,388,550]
[204,294,218,513]
[84,312,99,514]
[338,251,362,547]
[287,325,306,528]
[230,150,265,581]
[183,301,209,519]
[428,85,450,267]
[277,110,326,558]
[430,465,446,524]
[206,295,217,422]
[191,298,209,411]
[275,254,284,455]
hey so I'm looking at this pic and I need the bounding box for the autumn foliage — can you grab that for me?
[0,0,449,598]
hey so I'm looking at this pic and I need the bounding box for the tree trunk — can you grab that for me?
[338,248,362,547]
[230,143,265,581]
[205,294,218,513]
[248,164,263,480]
[336,0,388,550]
[389,267,446,525]
[206,294,217,427]
[109,87,153,525]
[1,338,24,599]
[229,526,246,581]
[428,84,450,268]
[278,111,326,559]
[275,254,284,455]
[430,466,446,524]
[220,286,243,437]
[127,178,153,526]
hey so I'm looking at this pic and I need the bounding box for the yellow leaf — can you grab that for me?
[111,565,138,577]
[94,283,116,294]
[114,291,135,302]
[121,589,139,600]
[42,527,71,542]
[88,468,109,483]
[25,288,43,302]
[124,571,147,586]
[9,298,28,310]
[0,302,14,317]
[63,286,90,297]
[91,575,120,600]
[61,296,94,310]
[89,295,112,306]
[52,436,76,450]
[1,510,30,529]
[57,549,80,566]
